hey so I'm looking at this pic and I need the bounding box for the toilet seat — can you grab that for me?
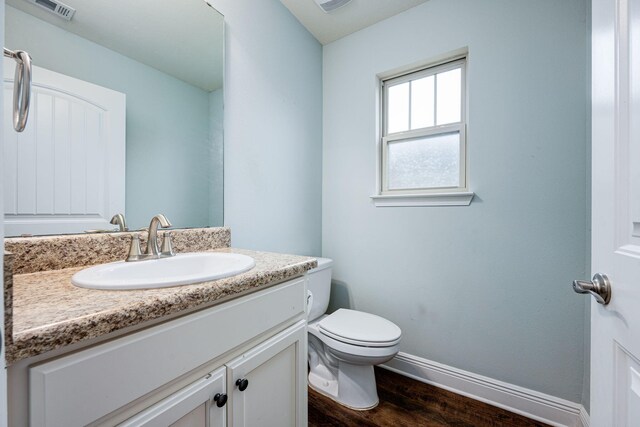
[308,320,400,362]
[318,309,401,347]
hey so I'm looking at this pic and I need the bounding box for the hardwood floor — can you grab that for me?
[308,367,550,427]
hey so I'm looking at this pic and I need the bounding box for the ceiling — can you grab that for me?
[7,0,224,92]
[279,0,429,45]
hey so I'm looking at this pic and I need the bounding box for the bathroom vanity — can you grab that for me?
[4,228,316,426]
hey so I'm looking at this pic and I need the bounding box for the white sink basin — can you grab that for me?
[72,252,256,290]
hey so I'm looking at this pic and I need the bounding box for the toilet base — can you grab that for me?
[308,360,379,410]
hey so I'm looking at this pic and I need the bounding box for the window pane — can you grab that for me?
[436,68,461,125]
[410,76,435,130]
[387,132,460,189]
[387,82,409,133]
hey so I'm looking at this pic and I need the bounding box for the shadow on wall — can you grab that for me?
[327,280,353,313]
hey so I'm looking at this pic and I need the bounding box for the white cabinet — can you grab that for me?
[119,322,307,427]
[22,278,308,427]
[227,322,307,427]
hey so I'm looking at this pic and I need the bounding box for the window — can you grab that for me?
[373,56,473,207]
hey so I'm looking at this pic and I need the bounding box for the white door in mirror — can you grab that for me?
[71,253,255,290]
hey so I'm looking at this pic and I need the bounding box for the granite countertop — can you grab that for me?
[7,248,317,364]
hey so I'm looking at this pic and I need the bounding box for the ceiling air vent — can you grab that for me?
[26,0,76,20]
[313,0,352,13]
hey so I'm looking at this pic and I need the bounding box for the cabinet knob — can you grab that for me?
[213,393,228,407]
[236,378,249,391]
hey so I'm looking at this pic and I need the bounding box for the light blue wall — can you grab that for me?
[323,0,588,403]
[207,0,323,256]
[6,6,217,230]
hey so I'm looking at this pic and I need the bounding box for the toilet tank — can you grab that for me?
[307,258,333,321]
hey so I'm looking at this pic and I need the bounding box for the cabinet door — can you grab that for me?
[227,320,307,427]
[119,366,227,427]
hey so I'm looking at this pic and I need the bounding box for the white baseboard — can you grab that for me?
[381,352,589,427]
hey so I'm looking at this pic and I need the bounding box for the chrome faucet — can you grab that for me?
[110,213,128,232]
[126,214,175,262]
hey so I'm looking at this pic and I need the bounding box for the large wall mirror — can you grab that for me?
[3,0,224,236]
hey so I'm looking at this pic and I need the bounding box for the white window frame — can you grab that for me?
[372,54,474,207]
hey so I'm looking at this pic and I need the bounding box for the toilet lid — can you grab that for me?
[318,309,402,347]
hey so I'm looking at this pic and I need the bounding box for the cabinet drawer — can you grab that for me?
[30,277,306,427]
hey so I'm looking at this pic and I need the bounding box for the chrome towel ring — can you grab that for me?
[4,47,32,132]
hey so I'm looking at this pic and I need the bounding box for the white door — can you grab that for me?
[3,59,125,236]
[589,0,640,424]
[118,367,227,427]
[226,321,307,427]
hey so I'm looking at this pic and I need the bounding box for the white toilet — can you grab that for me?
[306,258,401,410]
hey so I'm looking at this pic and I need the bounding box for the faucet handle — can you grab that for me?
[160,232,175,257]
[127,233,143,262]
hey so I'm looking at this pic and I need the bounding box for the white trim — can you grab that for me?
[383,58,467,90]
[370,192,474,207]
[376,47,469,81]
[382,352,588,427]
[579,406,590,427]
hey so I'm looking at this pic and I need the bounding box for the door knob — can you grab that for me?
[573,273,612,305]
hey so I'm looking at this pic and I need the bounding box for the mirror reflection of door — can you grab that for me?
[3,60,125,235]
[3,0,224,236]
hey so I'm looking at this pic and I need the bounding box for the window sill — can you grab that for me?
[370,192,474,207]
